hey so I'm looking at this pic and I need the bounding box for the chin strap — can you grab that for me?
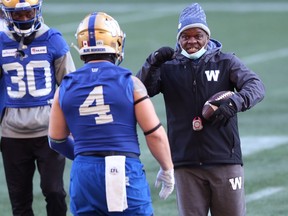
[70,42,80,53]
[13,32,37,60]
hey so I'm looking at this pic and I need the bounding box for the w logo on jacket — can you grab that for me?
[205,70,220,81]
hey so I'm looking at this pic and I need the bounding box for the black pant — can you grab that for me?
[1,136,67,216]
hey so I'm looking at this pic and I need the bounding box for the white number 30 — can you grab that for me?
[79,86,113,124]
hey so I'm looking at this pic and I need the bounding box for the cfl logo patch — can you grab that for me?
[110,167,119,175]
[229,177,242,190]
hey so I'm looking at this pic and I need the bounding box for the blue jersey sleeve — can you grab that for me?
[46,28,69,59]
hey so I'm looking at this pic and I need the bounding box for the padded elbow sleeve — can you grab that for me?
[48,136,75,160]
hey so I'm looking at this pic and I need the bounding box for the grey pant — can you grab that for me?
[174,164,246,216]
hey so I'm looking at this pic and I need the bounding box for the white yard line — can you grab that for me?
[241,136,288,156]
[242,48,288,65]
[246,187,285,203]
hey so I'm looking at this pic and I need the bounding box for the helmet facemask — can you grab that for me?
[1,0,42,37]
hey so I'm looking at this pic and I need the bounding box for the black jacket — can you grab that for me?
[136,39,265,168]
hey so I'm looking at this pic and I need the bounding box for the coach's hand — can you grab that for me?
[155,168,175,200]
[151,47,175,67]
[210,99,237,127]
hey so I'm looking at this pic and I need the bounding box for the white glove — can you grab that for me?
[155,168,175,200]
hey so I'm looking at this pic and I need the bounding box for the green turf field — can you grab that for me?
[1,0,288,215]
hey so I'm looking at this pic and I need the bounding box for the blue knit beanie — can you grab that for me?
[177,3,210,40]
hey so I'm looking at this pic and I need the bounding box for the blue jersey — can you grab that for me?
[0,28,70,108]
[59,61,140,155]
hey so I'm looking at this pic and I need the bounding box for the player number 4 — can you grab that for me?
[79,86,113,124]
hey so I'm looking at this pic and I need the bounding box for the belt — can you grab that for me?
[79,151,139,159]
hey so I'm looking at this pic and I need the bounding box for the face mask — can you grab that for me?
[181,45,207,60]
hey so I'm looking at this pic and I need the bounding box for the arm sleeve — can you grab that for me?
[48,136,74,160]
[54,51,76,85]
[229,54,265,112]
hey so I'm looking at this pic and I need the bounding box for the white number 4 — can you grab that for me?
[79,86,113,124]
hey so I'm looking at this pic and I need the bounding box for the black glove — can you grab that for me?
[210,99,237,127]
[151,47,174,67]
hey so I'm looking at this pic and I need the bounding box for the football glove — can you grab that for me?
[210,99,237,127]
[155,168,175,200]
[151,47,175,67]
